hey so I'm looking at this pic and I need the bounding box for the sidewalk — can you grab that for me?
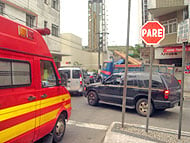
[184,91,190,100]
[103,122,190,143]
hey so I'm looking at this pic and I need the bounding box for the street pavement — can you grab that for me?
[59,93,190,143]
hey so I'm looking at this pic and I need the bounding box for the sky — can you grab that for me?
[60,0,140,46]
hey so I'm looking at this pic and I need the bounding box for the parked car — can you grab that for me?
[83,72,98,84]
[59,67,83,95]
[84,72,181,116]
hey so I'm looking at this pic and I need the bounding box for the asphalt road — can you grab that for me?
[60,95,190,143]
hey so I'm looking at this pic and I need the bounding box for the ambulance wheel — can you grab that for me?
[52,114,66,143]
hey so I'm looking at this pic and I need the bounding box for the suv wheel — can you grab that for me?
[87,91,98,106]
[136,98,154,117]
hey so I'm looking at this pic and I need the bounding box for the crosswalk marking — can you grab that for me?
[68,120,108,130]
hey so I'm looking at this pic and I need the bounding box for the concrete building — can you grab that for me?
[147,0,190,91]
[0,0,62,67]
[61,33,107,70]
[88,0,108,52]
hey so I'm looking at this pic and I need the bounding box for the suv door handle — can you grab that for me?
[28,96,36,101]
[41,94,48,99]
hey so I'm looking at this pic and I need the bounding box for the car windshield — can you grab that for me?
[105,74,121,82]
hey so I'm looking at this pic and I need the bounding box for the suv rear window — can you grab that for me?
[137,74,164,89]
[161,74,180,88]
[72,70,80,79]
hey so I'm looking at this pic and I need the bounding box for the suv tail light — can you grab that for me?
[164,90,169,99]
[80,74,82,85]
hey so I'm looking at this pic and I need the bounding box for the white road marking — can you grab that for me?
[68,120,108,130]
[68,120,190,137]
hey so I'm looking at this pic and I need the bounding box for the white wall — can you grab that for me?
[60,33,107,70]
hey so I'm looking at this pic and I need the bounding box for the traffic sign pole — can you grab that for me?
[140,21,165,133]
[178,42,187,139]
[122,0,131,128]
[146,45,153,132]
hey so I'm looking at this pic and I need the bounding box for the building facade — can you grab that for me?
[88,0,108,53]
[147,0,190,91]
[0,0,62,67]
[61,33,107,70]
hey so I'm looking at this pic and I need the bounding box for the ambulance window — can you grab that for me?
[0,60,31,87]
[12,62,30,85]
[40,60,57,88]
[0,61,11,86]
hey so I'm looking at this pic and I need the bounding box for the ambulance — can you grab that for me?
[0,16,71,143]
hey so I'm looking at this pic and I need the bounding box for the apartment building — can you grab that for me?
[147,0,190,91]
[0,0,62,67]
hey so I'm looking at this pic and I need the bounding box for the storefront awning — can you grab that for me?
[163,46,190,53]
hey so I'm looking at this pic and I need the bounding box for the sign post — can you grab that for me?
[140,21,165,132]
[177,19,189,139]
[178,42,187,139]
[121,0,131,128]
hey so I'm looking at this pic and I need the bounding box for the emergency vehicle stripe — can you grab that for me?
[0,94,70,122]
[0,100,71,131]
[0,109,59,143]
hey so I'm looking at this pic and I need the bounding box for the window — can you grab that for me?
[52,24,59,36]
[59,70,70,79]
[26,14,35,28]
[72,70,80,79]
[161,19,177,35]
[44,21,48,28]
[44,0,48,4]
[0,2,4,15]
[52,0,59,10]
[137,74,163,89]
[161,74,180,88]
[40,60,57,87]
[126,75,137,86]
[105,74,121,85]
[0,60,31,87]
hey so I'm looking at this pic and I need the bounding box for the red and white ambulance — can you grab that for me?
[0,16,71,143]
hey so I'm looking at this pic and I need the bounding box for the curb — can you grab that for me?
[114,122,190,137]
[103,122,190,143]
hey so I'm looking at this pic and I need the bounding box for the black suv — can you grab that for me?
[84,72,181,116]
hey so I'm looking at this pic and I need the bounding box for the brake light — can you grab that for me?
[80,74,82,85]
[164,90,169,99]
[178,80,181,84]
[84,87,86,91]
[89,76,93,78]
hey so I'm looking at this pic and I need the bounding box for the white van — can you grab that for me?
[58,67,83,95]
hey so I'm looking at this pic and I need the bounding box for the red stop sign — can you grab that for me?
[141,21,165,45]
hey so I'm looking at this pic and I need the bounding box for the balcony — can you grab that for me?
[148,0,185,9]
[148,0,187,17]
